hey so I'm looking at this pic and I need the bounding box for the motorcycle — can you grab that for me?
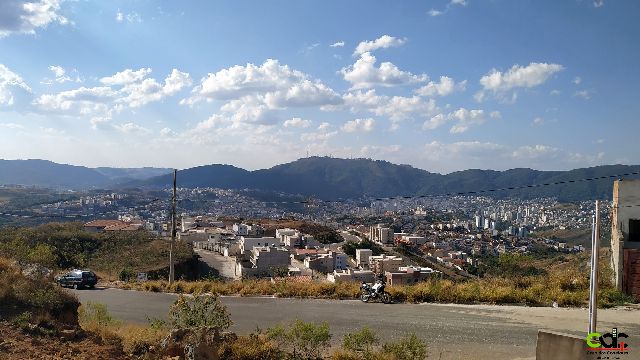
[360,279,391,304]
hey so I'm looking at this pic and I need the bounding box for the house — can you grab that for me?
[385,266,440,286]
[239,236,281,256]
[236,245,291,278]
[327,269,375,283]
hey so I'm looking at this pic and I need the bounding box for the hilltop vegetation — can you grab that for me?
[0,222,194,279]
[2,157,640,201]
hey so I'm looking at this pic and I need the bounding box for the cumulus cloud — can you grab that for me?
[422,107,488,133]
[301,130,337,142]
[317,122,330,130]
[34,68,191,122]
[475,62,563,102]
[0,0,69,38]
[353,35,407,56]
[415,76,466,97]
[428,9,443,16]
[100,68,152,86]
[114,122,151,134]
[341,52,427,90]
[594,0,604,8]
[32,86,117,116]
[330,41,345,48]
[341,89,437,125]
[183,59,341,109]
[283,117,312,128]
[41,65,82,84]
[0,64,32,106]
[342,118,375,133]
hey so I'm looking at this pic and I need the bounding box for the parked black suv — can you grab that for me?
[56,270,97,289]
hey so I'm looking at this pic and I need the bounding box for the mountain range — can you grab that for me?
[1,157,639,201]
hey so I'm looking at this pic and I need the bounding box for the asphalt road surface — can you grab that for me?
[72,288,640,360]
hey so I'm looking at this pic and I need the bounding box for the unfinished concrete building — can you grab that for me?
[610,179,640,300]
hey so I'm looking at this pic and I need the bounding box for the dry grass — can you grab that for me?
[121,253,635,308]
[78,302,165,356]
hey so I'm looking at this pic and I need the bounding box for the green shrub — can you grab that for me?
[168,294,231,331]
[381,334,427,360]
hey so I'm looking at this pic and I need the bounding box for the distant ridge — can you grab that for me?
[0,159,171,189]
[1,157,639,201]
[130,157,640,201]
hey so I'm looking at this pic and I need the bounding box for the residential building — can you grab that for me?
[327,269,375,283]
[356,249,373,268]
[369,224,394,245]
[385,266,440,286]
[610,180,640,299]
[369,254,403,274]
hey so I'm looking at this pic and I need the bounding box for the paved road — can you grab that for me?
[72,288,640,360]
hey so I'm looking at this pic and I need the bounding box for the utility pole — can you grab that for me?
[588,200,600,334]
[169,169,177,285]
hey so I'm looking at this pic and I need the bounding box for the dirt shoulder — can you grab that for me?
[0,322,127,360]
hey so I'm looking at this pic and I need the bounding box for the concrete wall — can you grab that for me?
[611,180,640,290]
[536,330,587,360]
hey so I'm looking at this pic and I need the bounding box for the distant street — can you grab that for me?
[72,288,640,360]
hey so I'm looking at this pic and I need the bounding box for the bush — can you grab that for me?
[381,334,427,360]
[267,319,332,360]
[168,294,231,331]
[342,326,379,359]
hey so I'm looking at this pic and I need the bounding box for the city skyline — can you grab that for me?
[1,0,639,172]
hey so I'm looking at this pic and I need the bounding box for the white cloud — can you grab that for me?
[118,69,192,108]
[42,65,81,84]
[100,68,152,86]
[114,122,151,134]
[317,122,330,130]
[511,145,559,159]
[450,0,467,6]
[116,10,142,23]
[300,130,337,142]
[423,141,505,161]
[0,0,69,38]
[479,62,563,92]
[330,41,345,48]
[573,89,593,100]
[283,117,312,128]
[359,145,401,157]
[573,76,582,85]
[532,117,544,126]
[340,89,438,126]
[0,122,24,129]
[422,107,487,133]
[342,118,375,133]
[489,110,501,119]
[33,86,117,115]
[341,89,437,124]
[184,59,341,109]
[476,62,563,102]
[415,76,465,97]
[428,9,443,16]
[341,52,427,90]
[0,64,31,106]
[550,89,561,95]
[594,0,604,8]
[353,35,407,56]
[422,113,449,130]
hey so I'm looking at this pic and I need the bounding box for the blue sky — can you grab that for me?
[0,0,638,173]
